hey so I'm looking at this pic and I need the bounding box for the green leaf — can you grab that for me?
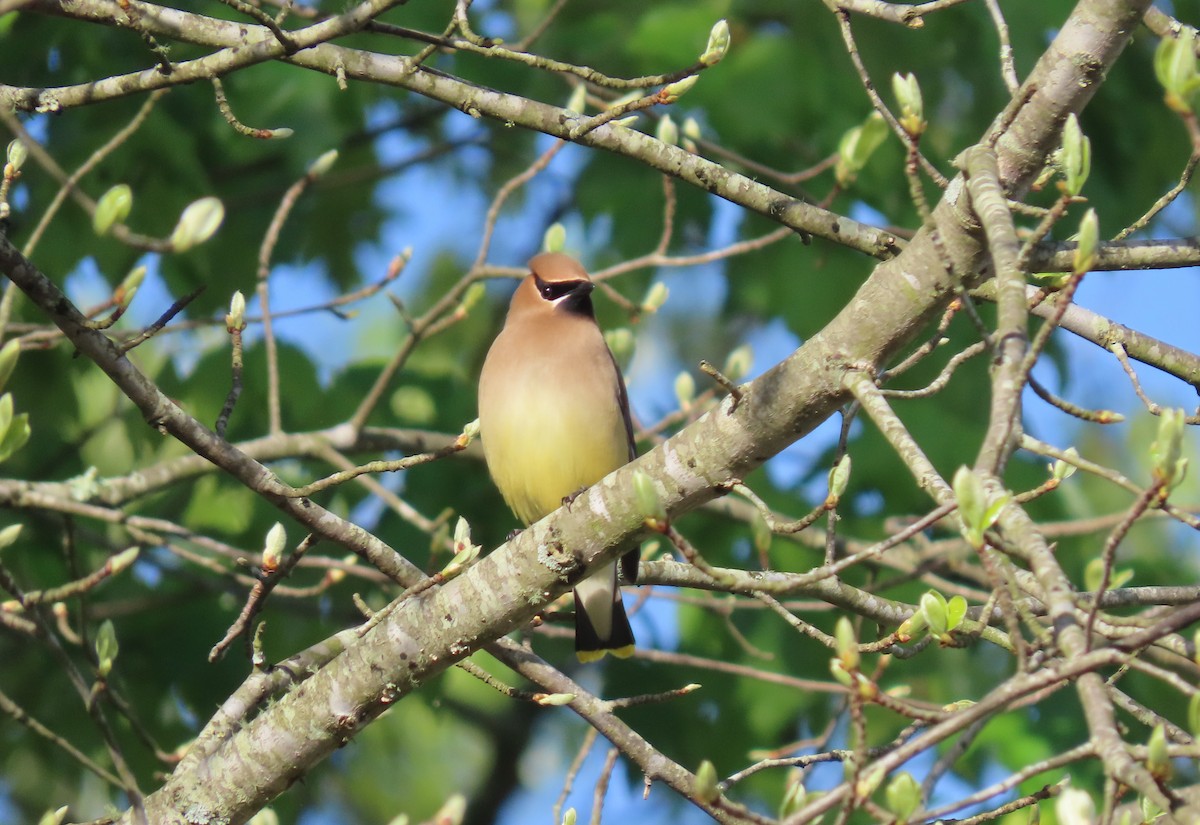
[919,590,948,637]
[945,595,968,632]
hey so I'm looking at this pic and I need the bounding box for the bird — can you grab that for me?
[478,251,638,662]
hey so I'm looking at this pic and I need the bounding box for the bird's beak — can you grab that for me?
[559,280,595,312]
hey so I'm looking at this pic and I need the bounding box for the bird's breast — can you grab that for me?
[479,328,630,525]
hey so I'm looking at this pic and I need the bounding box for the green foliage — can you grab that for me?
[1,2,1198,824]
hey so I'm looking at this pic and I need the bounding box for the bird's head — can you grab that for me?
[509,252,596,320]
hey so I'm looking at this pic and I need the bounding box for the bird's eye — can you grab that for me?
[535,276,578,302]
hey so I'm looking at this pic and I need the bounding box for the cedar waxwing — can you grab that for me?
[478,252,638,662]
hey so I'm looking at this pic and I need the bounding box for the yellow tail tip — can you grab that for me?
[576,644,635,663]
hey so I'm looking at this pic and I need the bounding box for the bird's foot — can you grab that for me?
[562,486,587,510]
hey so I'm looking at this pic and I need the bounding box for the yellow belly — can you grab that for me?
[482,392,629,524]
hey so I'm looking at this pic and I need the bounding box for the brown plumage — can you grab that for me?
[478,252,637,661]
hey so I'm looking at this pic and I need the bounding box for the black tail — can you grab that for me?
[574,591,635,663]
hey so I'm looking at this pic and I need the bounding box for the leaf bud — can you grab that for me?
[0,523,20,551]
[1151,407,1186,485]
[543,222,566,252]
[693,759,720,804]
[1155,28,1200,114]
[891,72,925,137]
[604,328,634,370]
[751,509,771,556]
[1147,723,1172,781]
[661,75,699,103]
[566,85,587,115]
[1051,447,1079,481]
[246,809,279,825]
[262,522,286,572]
[642,282,669,313]
[108,546,140,575]
[827,455,851,501]
[116,265,146,310]
[1060,114,1091,196]
[632,470,666,526]
[723,344,752,382]
[952,465,986,546]
[431,794,466,825]
[836,112,889,185]
[458,282,486,317]
[656,114,679,146]
[1056,787,1095,825]
[308,149,339,177]
[226,290,247,331]
[0,339,20,394]
[699,19,730,66]
[37,808,68,825]
[6,139,27,172]
[885,771,921,822]
[834,616,859,669]
[674,370,696,409]
[170,196,225,251]
[533,692,576,706]
[93,184,133,236]
[779,779,807,818]
[1072,208,1098,275]
[95,619,118,677]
